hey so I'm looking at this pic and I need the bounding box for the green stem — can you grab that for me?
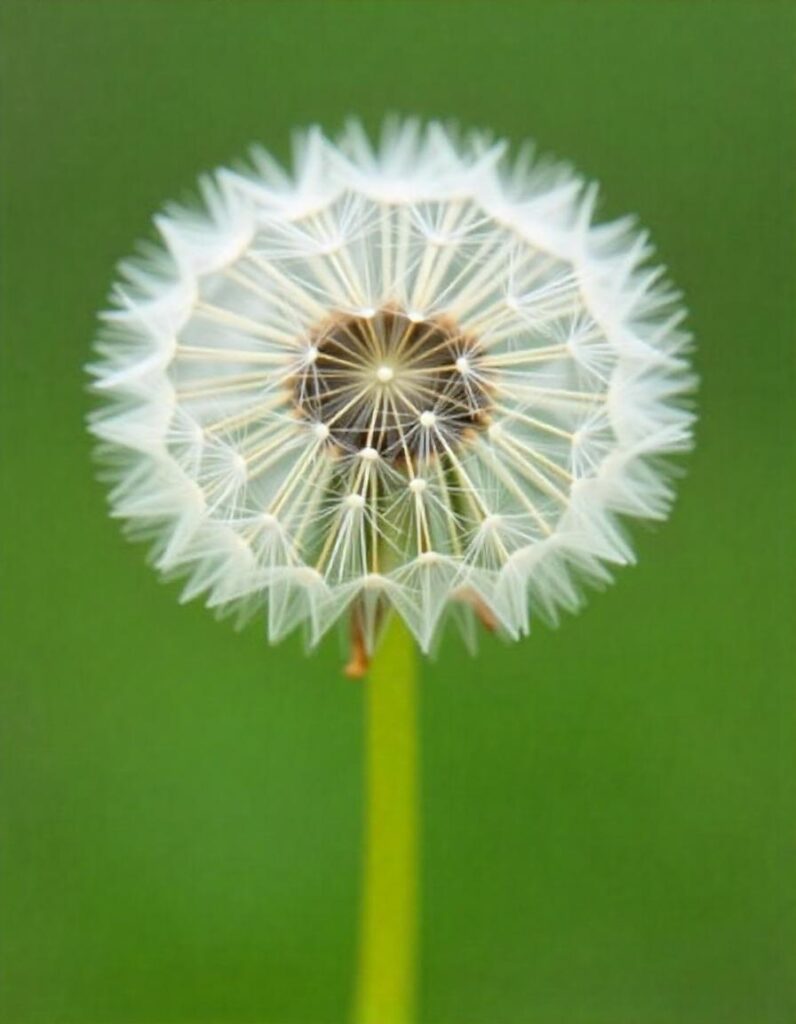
[353,614,419,1024]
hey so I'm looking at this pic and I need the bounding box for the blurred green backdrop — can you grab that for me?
[1,2,794,1022]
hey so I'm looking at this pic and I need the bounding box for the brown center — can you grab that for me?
[294,308,491,463]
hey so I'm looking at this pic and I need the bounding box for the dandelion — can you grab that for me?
[88,119,695,1024]
[88,119,694,673]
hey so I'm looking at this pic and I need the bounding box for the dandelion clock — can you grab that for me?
[88,119,695,1023]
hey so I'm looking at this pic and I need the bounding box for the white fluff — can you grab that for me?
[88,119,696,653]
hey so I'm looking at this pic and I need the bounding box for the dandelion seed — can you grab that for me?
[88,118,695,667]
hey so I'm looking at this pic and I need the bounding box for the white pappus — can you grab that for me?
[87,118,696,674]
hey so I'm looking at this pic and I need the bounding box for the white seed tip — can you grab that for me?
[359,446,379,461]
[345,492,366,510]
[363,572,383,590]
[376,364,394,383]
[260,513,279,530]
[419,410,436,428]
[306,345,319,364]
[295,567,322,586]
[482,513,502,530]
[418,550,440,565]
[487,421,503,439]
[409,477,427,495]
[407,309,425,323]
[313,422,330,441]
[455,356,470,374]
[318,238,342,256]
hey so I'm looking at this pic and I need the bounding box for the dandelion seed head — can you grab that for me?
[88,118,695,655]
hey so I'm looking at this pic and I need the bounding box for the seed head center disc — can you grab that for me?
[295,308,491,462]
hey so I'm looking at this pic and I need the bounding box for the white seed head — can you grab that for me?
[88,119,696,654]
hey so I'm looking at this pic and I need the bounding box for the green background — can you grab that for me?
[1,2,793,1022]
